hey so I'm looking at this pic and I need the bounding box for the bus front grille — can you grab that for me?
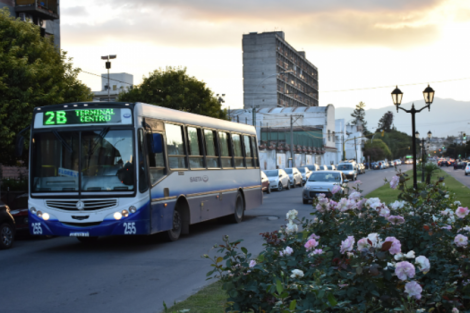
[46,199,117,211]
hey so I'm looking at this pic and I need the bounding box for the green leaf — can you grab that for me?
[289,300,297,311]
[258,254,265,262]
[241,247,248,254]
[276,279,283,294]
[216,257,223,264]
[327,293,338,306]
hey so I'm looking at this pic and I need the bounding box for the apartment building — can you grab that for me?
[242,31,319,109]
[0,0,60,49]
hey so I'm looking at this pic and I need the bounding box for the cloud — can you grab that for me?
[60,0,457,49]
[61,6,89,17]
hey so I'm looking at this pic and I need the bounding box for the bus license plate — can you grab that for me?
[70,232,90,237]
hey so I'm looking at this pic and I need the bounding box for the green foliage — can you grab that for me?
[1,177,27,191]
[0,8,93,165]
[208,175,470,312]
[379,129,413,159]
[350,102,369,135]
[377,111,394,132]
[363,138,392,161]
[118,66,227,120]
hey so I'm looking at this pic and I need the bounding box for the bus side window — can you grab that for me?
[243,135,254,167]
[147,132,167,185]
[232,134,244,168]
[165,123,188,169]
[218,132,233,168]
[252,136,259,168]
[204,129,220,168]
[187,126,204,169]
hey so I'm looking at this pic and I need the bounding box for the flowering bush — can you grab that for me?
[206,174,469,312]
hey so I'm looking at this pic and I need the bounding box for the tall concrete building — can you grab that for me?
[92,73,134,102]
[243,31,319,109]
[0,0,60,49]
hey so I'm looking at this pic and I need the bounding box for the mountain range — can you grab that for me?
[334,98,469,138]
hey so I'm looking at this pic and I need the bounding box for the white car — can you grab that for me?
[264,169,290,191]
[297,167,312,185]
[465,163,470,176]
[302,171,348,204]
[285,167,303,188]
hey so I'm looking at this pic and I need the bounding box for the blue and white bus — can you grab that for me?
[23,102,263,242]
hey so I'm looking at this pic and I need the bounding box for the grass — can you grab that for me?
[366,168,470,207]
[163,169,470,313]
[162,280,228,313]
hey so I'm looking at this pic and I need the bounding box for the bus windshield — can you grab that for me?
[32,129,135,193]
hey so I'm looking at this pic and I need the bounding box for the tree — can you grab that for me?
[380,129,413,159]
[0,8,93,165]
[118,66,227,119]
[363,138,392,161]
[377,111,394,132]
[351,101,369,135]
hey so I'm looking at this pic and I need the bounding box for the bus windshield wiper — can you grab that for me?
[52,130,73,154]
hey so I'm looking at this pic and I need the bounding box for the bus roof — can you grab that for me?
[137,102,256,135]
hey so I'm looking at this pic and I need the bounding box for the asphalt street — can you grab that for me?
[441,165,470,189]
[0,165,410,313]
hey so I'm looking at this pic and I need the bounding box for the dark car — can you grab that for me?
[261,171,271,194]
[0,201,16,249]
[9,193,29,232]
[454,162,466,170]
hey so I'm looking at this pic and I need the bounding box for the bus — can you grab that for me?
[19,102,263,242]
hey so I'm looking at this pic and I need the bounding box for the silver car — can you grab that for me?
[264,169,290,191]
[302,171,348,204]
[336,163,357,181]
[285,167,303,188]
[297,167,312,185]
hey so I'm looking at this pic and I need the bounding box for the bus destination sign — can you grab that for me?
[43,109,127,126]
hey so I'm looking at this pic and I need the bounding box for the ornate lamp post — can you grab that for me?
[391,85,435,189]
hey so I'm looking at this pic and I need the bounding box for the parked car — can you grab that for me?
[0,201,15,249]
[318,165,328,171]
[465,163,470,176]
[302,171,348,204]
[454,162,466,170]
[297,167,312,185]
[358,163,365,174]
[370,161,380,170]
[305,164,320,172]
[9,193,29,233]
[261,171,271,194]
[285,168,303,188]
[326,165,336,170]
[264,169,290,191]
[336,163,358,181]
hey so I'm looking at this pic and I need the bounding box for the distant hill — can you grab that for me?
[335,98,470,138]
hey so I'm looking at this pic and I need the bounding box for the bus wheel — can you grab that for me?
[77,237,99,244]
[231,193,245,223]
[165,209,182,242]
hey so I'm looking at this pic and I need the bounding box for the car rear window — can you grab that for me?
[337,164,353,170]
[264,170,278,177]
[308,172,341,182]
[284,169,293,174]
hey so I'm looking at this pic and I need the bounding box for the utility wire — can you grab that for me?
[81,70,133,85]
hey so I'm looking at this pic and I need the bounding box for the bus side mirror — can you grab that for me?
[149,133,163,154]
[15,135,24,157]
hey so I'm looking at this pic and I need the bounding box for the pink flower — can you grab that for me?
[390,176,399,189]
[329,200,338,210]
[279,246,294,256]
[442,225,452,230]
[384,237,401,255]
[249,260,256,268]
[348,191,361,201]
[357,238,371,250]
[452,308,459,313]
[387,215,405,225]
[304,239,319,251]
[338,198,349,212]
[455,234,468,247]
[340,236,355,254]
[378,206,391,218]
[356,198,367,210]
[404,281,422,299]
[308,233,320,240]
[456,207,469,219]
[310,249,323,255]
[395,261,416,281]
[415,256,431,274]
[331,185,341,194]
[354,180,362,184]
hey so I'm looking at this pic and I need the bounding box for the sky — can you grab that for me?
[61,0,470,111]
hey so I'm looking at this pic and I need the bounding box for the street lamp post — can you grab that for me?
[391,85,435,190]
[101,55,117,101]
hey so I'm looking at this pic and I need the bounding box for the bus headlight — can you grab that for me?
[129,206,136,214]
[37,211,43,218]
[114,212,122,220]
[42,212,50,221]
[30,207,37,214]
[121,210,129,218]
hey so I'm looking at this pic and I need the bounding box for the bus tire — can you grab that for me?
[77,237,99,244]
[230,192,245,223]
[165,208,182,242]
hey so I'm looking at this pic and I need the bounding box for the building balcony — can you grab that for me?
[15,0,59,20]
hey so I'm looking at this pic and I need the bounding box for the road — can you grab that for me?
[0,166,410,313]
[441,165,470,188]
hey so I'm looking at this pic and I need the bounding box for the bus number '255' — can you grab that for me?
[124,222,136,235]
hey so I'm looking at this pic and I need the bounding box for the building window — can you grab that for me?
[328,130,331,141]
[113,85,117,90]
[332,131,335,142]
